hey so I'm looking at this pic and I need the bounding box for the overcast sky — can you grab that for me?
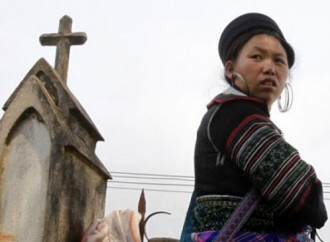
[1,0,329,240]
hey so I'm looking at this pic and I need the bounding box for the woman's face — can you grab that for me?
[226,34,289,110]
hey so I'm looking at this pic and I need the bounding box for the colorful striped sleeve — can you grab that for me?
[225,114,317,216]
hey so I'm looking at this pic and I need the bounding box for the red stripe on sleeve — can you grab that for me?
[287,177,318,216]
[278,169,316,215]
[225,114,270,155]
[262,155,300,197]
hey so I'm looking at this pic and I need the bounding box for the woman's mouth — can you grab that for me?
[260,78,276,87]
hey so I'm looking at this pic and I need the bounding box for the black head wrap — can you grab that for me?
[218,13,295,68]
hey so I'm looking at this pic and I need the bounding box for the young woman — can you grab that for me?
[181,13,327,241]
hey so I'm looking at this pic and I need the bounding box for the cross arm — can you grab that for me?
[39,33,87,46]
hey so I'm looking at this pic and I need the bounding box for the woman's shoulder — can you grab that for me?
[207,87,269,117]
[210,98,270,135]
[209,90,270,152]
[219,97,269,118]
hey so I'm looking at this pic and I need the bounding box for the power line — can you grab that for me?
[110,171,194,179]
[108,180,193,187]
[107,186,330,199]
[111,174,194,182]
[110,171,330,185]
[107,186,193,194]
[108,172,330,192]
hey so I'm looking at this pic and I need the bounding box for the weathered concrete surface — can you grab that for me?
[0,58,111,241]
[1,114,51,242]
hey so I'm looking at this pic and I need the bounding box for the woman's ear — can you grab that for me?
[225,61,235,81]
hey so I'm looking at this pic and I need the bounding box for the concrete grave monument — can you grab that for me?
[0,16,111,241]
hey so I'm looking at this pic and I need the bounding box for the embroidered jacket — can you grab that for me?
[193,87,327,230]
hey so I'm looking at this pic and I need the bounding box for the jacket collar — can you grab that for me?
[222,86,247,97]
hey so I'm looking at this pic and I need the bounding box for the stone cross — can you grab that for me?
[39,15,87,84]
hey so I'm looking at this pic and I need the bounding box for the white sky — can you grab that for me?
[1,0,329,240]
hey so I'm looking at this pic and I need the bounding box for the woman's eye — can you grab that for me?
[251,55,262,60]
[275,58,286,64]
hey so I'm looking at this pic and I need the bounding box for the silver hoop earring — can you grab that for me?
[232,71,250,95]
[278,83,293,112]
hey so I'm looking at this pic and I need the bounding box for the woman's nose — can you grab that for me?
[262,60,276,75]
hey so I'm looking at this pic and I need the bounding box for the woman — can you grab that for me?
[181,13,327,241]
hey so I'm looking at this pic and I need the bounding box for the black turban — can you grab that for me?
[218,13,295,68]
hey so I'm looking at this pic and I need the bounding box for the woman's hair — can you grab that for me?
[223,29,286,84]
